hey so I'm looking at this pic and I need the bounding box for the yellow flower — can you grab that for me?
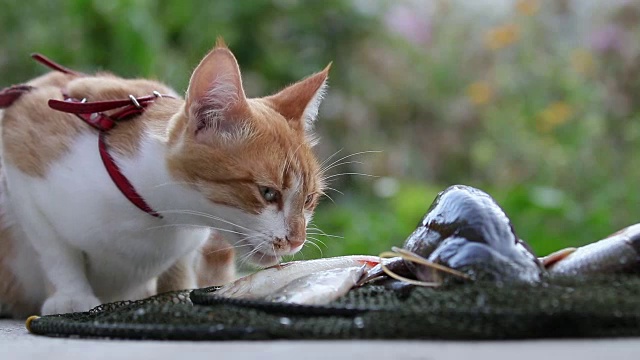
[485,24,520,50]
[570,49,595,75]
[466,82,493,106]
[537,102,573,133]
[515,0,539,16]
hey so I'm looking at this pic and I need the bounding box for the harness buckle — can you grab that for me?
[128,95,142,109]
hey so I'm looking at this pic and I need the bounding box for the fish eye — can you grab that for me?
[259,186,280,203]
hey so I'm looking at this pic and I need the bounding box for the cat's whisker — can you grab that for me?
[240,233,264,241]
[306,236,328,249]
[237,245,261,269]
[304,239,324,258]
[318,148,343,169]
[322,186,344,195]
[145,180,200,189]
[220,234,262,248]
[306,236,327,249]
[307,222,321,230]
[157,209,254,233]
[320,192,336,204]
[319,150,381,174]
[282,254,295,262]
[307,222,343,241]
[144,223,250,237]
[306,231,343,240]
[305,240,324,254]
[322,172,378,181]
[202,243,253,256]
[305,236,331,248]
[295,246,307,261]
[320,160,364,175]
[218,235,266,261]
[255,244,271,266]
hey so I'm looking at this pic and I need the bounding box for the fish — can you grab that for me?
[215,255,379,299]
[404,185,543,283]
[542,223,640,276]
[264,266,367,305]
[363,185,544,286]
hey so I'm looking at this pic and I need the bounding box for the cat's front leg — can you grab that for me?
[196,232,236,287]
[39,244,101,315]
[157,251,198,293]
[7,187,102,315]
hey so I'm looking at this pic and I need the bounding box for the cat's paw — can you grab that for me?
[41,293,102,315]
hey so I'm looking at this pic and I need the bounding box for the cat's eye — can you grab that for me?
[259,186,280,203]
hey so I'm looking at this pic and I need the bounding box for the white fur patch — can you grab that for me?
[302,80,328,131]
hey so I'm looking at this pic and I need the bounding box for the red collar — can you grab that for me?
[32,53,172,218]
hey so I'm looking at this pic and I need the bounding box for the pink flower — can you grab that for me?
[384,4,432,46]
[589,25,624,54]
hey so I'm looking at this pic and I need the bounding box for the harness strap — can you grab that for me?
[31,53,85,76]
[49,92,170,132]
[48,94,158,115]
[0,85,34,108]
[98,132,161,218]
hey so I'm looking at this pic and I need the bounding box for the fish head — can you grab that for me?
[403,185,543,283]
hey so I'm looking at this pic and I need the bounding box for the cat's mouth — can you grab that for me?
[236,238,283,266]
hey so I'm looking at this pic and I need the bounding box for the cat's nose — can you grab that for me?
[286,236,304,250]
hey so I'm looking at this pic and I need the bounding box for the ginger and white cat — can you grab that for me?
[0,40,328,317]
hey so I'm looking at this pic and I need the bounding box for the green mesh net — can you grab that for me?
[26,275,640,340]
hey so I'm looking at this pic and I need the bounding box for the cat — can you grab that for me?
[0,39,329,317]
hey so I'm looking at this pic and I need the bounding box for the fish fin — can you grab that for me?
[540,247,577,269]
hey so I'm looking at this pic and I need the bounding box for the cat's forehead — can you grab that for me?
[228,99,320,192]
[246,98,287,124]
[253,146,318,188]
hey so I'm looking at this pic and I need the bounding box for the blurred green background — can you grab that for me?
[2,0,640,259]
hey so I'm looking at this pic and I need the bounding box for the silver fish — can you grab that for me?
[264,266,367,305]
[543,223,640,276]
[215,255,379,299]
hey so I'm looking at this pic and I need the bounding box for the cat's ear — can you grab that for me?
[266,63,331,134]
[185,39,249,143]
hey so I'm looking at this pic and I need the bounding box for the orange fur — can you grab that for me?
[0,218,31,316]
[197,232,236,287]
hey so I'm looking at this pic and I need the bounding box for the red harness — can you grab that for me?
[0,54,173,218]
